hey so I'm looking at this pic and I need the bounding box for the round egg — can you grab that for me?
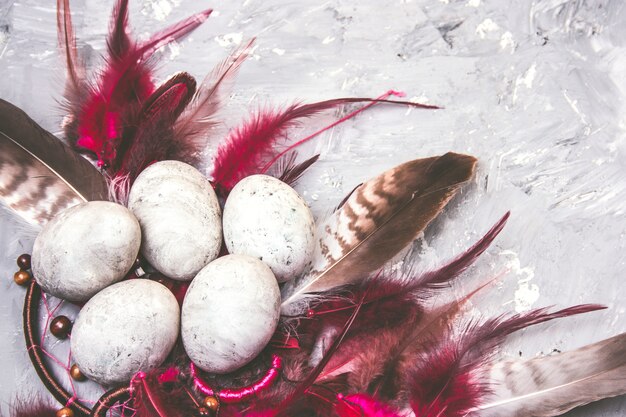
[32,201,141,302]
[71,279,179,385]
[181,254,281,373]
[223,175,315,282]
[128,161,222,281]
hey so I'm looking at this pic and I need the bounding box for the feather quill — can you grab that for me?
[473,332,626,417]
[211,96,435,194]
[281,152,477,315]
[0,99,108,225]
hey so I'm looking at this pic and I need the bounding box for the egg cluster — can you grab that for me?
[31,161,316,386]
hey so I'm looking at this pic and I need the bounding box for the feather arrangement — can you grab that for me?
[0,2,624,417]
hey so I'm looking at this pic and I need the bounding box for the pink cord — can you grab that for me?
[191,355,283,403]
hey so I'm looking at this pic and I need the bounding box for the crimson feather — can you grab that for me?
[61,0,211,172]
[211,96,437,194]
[406,304,606,417]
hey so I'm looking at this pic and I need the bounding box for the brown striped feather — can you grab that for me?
[281,152,477,315]
[0,99,108,225]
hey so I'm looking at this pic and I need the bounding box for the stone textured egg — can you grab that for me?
[128,161,222,281]
[223,175,315,282]
[71,279,179,386]
[181,254,281,373]
[32,201,140,302]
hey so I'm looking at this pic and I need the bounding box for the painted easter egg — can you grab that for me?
[128,161,222,281]
[181,254,281,373]
[31,201,141,302]
[71,279,180,385]
[222,175,315,283]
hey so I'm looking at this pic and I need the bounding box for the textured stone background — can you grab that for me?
[0,0,625,415]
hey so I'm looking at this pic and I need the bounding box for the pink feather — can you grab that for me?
[211,96,438,194]
[335,393,404,417]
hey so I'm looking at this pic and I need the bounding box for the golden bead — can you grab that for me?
[202,396,219,411]
[56,407,74,417]
[70,364,86,381]
[13,270,31,286]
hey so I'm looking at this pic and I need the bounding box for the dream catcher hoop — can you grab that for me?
[1,1,625,417]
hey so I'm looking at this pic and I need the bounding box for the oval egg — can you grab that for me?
[71,279,180,385]
[181,254,280,374]
[128,161,222,281]
[223,175,315,282]
[32,201,141,302]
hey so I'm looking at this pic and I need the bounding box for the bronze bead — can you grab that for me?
[70,364,86,381]
[202,396,219,411]
[50,316,72,339]
[56,407,74,417]
[13,270,31,286]
[17,253,31,270]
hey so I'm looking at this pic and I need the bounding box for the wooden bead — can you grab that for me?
[202,396,219,411]
[70,364,86,381]
[13,270,31,286]
[17,253,31,270]
[56,407,74,417]
[50,316,72,339]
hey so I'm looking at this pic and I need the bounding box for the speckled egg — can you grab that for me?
[222,175,315,282]
[181,254,281,374]
[31,201,141,302]
[71,279,180,386]
[128,161,222,281]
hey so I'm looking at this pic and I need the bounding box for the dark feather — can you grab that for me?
[5,400,57,417]
[277,152,320,186]
[0,99,108,225]
[281,152,478,315]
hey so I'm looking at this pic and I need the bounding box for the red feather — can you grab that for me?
[211,95,437,194]
[406,304,606,417]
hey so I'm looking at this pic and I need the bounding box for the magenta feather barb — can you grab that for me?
[211,93,439,194]
[406,304,607,417]
[59,0,211,173]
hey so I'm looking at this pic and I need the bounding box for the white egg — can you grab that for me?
[181,254,280,374]
[223,175,315,282]
[31,201,140,302]
[71,279,180,386]
[128,161,222,281]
